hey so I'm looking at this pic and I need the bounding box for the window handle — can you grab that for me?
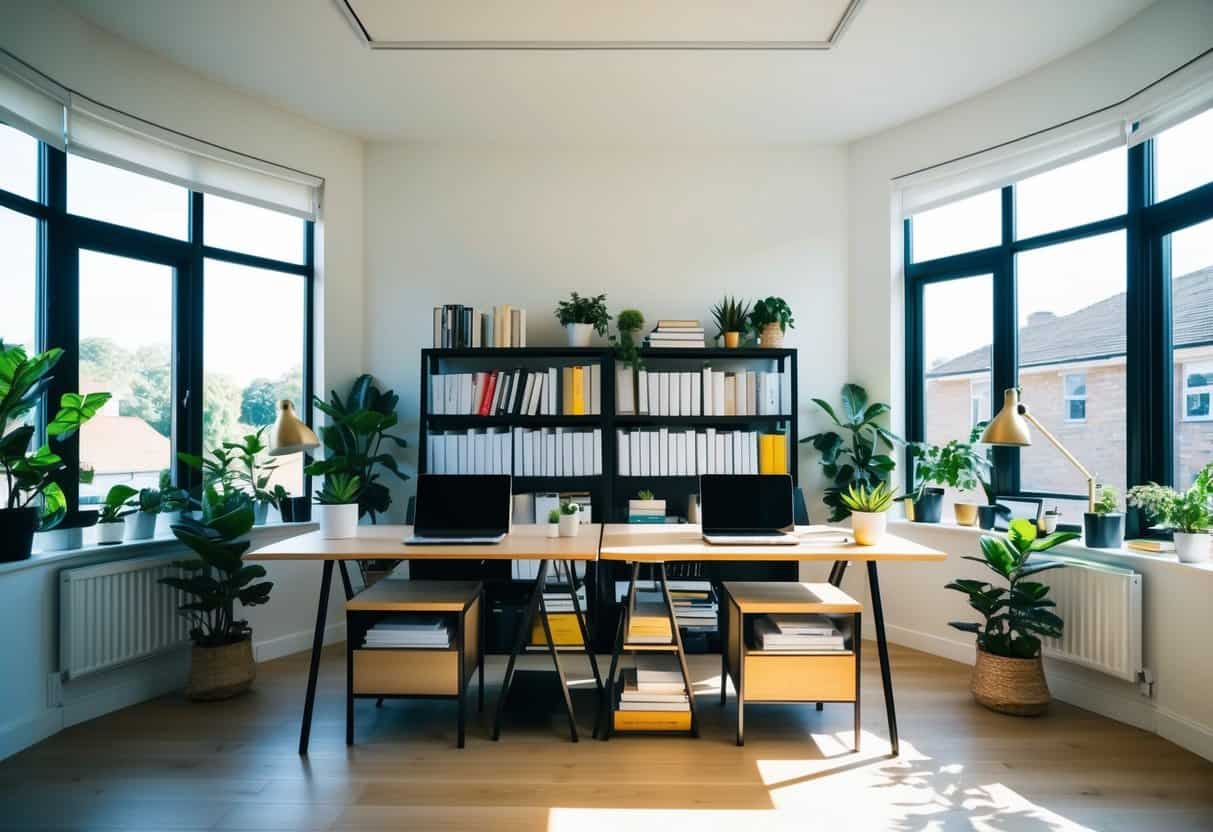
[183,388,190,410]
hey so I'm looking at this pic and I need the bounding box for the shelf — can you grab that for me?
[512,476,602,488]
[621,642,681,652]
[639,347,795,359]
[427,415,601,428]
[614,415,791,426]
[426,347,609,359]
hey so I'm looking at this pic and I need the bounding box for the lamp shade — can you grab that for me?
[980,388,1032,447]
[268,399,319,456]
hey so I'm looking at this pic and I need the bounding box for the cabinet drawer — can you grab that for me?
[743,653,855,702]
[352,649,459,696]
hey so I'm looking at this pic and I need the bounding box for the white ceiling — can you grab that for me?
[59,0,1154,145]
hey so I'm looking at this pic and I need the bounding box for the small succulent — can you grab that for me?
[315,474,362,505]
[548,508,561,524]
[561,501,579,516]
[711,296,751,337]
[637,489,656,501]
[839,482,895,514]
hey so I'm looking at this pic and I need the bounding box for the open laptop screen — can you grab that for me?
[700,474,794,534]
[414,474,512,537]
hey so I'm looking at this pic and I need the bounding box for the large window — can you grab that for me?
[906,107,1213,535]
[0,123,38,201]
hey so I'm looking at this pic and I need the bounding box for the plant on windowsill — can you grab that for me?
[969,421,1012,530]
[546,508,561,538]
[946,518,1078,715]
[747,296,795,348]
[559,500,581,538]
[907,436,990,525]
[126,487,162,541]
[801,384,902,522]
[159,487,272,701]
[710,296,750,349]
[628,489,666,524]
[839,482,894,545]
[555,292,611,347]
[1083,484,1124,549]
[1127,464,1212,563]
[0,342,110,562]
[160,469,193,523]
[314,473,362,540]
[227,426,279,526]
[96,484,138,546]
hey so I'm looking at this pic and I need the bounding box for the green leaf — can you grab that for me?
[37,482,67,531]
[811,398,843,428]
[944,579,991,597]
[978,536,1016,578]
[948,621,981,634]
[1007,518,1037,552]
[1015,561,1067,579]
[860,402,891,424]
[1028,530,1081,552]
[0,424,35,461]
[46,392,111,439]
[840,384,868,425]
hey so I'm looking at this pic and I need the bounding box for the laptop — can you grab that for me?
[405,474,512,545]
[700,474,799,545]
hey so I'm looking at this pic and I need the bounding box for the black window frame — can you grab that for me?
[905,136,1213,538]
[0,135,315,515]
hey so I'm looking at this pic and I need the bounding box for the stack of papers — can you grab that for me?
[627,602,673,643]
[755,614,846,651]
[619,664,689,712]
[363,616,451,649]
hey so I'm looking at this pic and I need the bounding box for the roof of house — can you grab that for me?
[927,266,1213,377]
[80,415,171,475]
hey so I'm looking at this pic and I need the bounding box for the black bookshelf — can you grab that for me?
[416,345,800,652]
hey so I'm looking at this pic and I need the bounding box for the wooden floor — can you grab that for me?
[2,643,1212,831]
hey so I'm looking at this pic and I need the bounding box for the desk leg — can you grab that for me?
[492,559,549,742]
[867,561,899,756]
[537,577,579,743]
[565,560,602,691]
[596,561,637,741]
[658,562,699,738]
[338,561,355,600]
[299,559,334,756]
[828,560,848,587]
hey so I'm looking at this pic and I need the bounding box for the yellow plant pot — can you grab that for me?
[723,332,741,348]
[954,502,979,526]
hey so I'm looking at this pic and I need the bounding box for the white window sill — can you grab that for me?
[0,521,317,578]
[888,517,1213,574]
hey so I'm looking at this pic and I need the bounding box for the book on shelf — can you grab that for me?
[363,615,451,649]
[612,709,692,732]
[758,432,789,474]
[627,602,674,643]
[433,304,528,349]
[643,321,706,349]
[430,366,598,417]
[1126,539,1175,553]
[530,612,585,646]
[427,427,602,476]
[634,654,684,684]
[754,615,846,651]
[619,668,689,703]
[617,427,765,476]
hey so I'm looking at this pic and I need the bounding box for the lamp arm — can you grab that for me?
[1020,409,1097,512]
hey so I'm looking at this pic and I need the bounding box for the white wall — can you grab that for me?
[363,144,851,519]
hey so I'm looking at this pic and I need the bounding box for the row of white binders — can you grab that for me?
[427,428,603,477]
[617,428,766,477]
[616,366,790,417]
[430,366,601,417]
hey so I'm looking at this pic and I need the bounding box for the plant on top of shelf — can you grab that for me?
[748,296,795,348]
[946,518,1078,715]
[612,308,645,369]
[305,374,409,523]
[710,296,751,348]
[1127,464,1213,563]
[0,341,110,562]
[637,489,655,501]
[801,383,902,523]
[555,292,610,347]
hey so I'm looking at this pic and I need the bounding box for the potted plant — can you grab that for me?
[554,292,610,347]
[946,519,1078,715]
[0,342,109,562]
[315,474,362,539]
[558,501,580,537]
[905,443,946,523]
[271,484,310,523]
[96,484,138,545]
[37,509,99,552]
[159,488,273,701]
[230,426,278,525]
[1128,464,1212,563]
[840,482,894,545]
[800,384,901,522]
[1083,484,1124,549]
[546,508,561,538]
[1039,506,1061,534]
[305,375,409,523]
[160,469,193,523]
[748,296,795,348]
[628,489,666,524]
[126,487,161,541]
[710,297,750,349]
[907,436,990,525]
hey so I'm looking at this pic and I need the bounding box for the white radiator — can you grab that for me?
[1041,557,1143,683]
[59,554,191,681]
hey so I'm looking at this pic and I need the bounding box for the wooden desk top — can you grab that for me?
[346,579,481,612]
[249,524,602,561]
[724,581,862,614]
[598,524,947,563]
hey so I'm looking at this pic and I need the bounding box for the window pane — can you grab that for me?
[204,194,305,264]
[204,260,305,497]
[67,154,188,239]
[1155,107,1213,203]
[1015,147,1126,239]
[911,189,1001,263]
[0,122,39,201]
[0,206,39,509]
[1016,231,1127,522]
[78,251,174,504]
[922,274,993,515]
[1169,217,1213,488]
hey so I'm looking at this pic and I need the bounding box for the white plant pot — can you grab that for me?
[546,523,560,538]
[1173,531,1211,564]
[96,522,125,545]
[316,503,359,539]
[126,512,157,541]
[252,502,269,526]
[850,511,888,546]
[38,526,84,552]
[566,322,593,347]
[559,513,580,537]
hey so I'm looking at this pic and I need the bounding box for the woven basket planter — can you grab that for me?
[186,638,255,701]
[759,323,785,348]
[971,648,1050,716]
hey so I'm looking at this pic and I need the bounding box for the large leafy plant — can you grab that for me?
[1127,463,1212,533]
[159,488,272,647]
[0,342,109,529]
[747,296,795,333]
[801,383,902,522]
[946,519,1078,659]
[305,375,409,521]
[909,436,991,499]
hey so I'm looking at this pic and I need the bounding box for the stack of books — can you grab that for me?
[432,305,527,348]
[429,365,601,416]
[628,500,666,524]
[613,657,691,731]
[667,582,718,633]
[754,614,846,651]
[644,320,705,349]
[627,601,673,644]
[363,616,451,649]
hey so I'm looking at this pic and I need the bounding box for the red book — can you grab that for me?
[478,371,498,416]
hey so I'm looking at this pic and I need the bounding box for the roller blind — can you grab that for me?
[0,50,68,149]
[1126,52,1213,147]
[66,96,323,220]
